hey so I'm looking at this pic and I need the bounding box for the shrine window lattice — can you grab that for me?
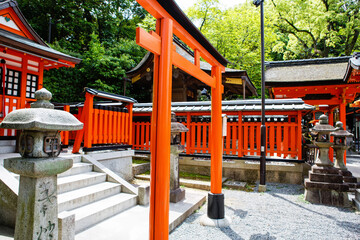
[0,67,38,98]
[0,67,21,97]
[26,73,38,99]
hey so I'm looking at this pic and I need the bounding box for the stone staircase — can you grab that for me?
[3,154,139,234]
[57,155,138,233]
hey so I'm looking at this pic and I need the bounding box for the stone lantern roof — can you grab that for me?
[0,88,83,131]
[330,121,353,138]
[171,112,188,133]
[312,114,335,133]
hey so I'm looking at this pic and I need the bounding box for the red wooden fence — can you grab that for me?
[133,110,303,160]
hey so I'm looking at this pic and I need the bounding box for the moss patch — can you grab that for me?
[179,172,211,181]
[133,159,150,164]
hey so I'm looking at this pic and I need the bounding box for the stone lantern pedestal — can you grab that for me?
[5,157,72,239]
[304,115,350,207]
[170,145,185,203]
[331,121,360,191]
[0,88,83,240]
[169,113,188,203]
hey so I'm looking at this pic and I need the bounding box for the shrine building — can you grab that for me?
[0,0,81,138]
[127,37,257,102]
[265,53,360,130]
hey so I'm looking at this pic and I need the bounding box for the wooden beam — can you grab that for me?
[136,27,161,55]
[136,0,224,68]
[172,51,215,88]
[136,27,216,88]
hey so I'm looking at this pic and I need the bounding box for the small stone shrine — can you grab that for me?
[0,88,83,240]
[331,121,360,191]
[170,112,188,203]
[304,115,350,207]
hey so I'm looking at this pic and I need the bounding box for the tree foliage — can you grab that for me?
[186,0,360,95]
[187,0,277,93]
[17,0,147,102]
[270,0,360,59]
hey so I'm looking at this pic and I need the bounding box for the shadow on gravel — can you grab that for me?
[226,206,248,219]
[272,193,360,233]
[336,221,360,234]
[249,232,276,240]
[220,227,244,240]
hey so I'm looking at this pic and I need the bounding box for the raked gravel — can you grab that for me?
[169,183,360,240]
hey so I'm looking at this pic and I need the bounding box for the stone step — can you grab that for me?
[58,182,121,212]
[58,172,107,194]
[67,193,137,233]
[0,145,16,154]
[61,155,82,164]
[356,189,360,200]
[304,178,349,192]
[309,172,343,183]
[353,198,360,210]
[0,140,16,146]
[58,162,93,177]
[343,176,358,183]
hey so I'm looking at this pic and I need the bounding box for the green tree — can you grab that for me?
[187,0,277,94]
[270,0,360,59]
[17,0,147,102]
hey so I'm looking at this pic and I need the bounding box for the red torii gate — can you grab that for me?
[135,0,228,239]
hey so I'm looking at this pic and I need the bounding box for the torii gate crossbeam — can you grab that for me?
[135,0,229,239]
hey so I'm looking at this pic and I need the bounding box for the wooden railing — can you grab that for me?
[0,96,35,137]
[53,88,136,153]
[133,110,303,160]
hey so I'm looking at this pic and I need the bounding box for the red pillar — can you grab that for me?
[339,100,347,164]
[149,18,173,240]
[210,66,223,194]
[328,110,334,161]
[207,65,225,219]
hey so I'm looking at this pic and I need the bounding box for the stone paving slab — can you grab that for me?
[135,174,227,191]
[0,190,206,240]
[75,189,206,240]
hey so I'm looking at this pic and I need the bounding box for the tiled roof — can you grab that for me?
[133,99,314,112]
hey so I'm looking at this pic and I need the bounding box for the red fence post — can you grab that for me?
[297,111,302,160]
[83,92,94,148]
[63,105,70,145]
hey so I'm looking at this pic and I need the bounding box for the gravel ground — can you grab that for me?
[169,183,360,240]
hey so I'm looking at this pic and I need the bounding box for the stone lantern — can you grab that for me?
[331,121,359,191]
[331,121,353,170]
[304,114,350,206]
[170,112,188,203]
[1,88,83,240]
[311,114,335,167]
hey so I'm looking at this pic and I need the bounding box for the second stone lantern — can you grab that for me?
[331,121,359,191]
[170,112,188,203]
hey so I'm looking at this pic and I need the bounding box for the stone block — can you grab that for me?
[311,165,339,175]
[304,179,349,192]
[170,188,185,203]
[304,188,320,204]
[343,176,357,183]
[339,170,353,177]
[87,150,134,181]
[138,185,150,206]
[132,163,150,175]
[58,211,75,240]
[309,172,343,183]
